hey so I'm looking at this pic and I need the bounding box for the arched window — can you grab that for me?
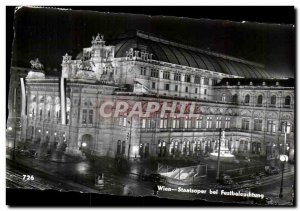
[232,94,238,104]
[244,94,250,104]
[257,95,263,105]
[285,96,291,106]
[221,94,226,102]
[270,95,276,105]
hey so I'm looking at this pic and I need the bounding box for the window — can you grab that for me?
[212,79,218,85]
[195,117,202,128]
[152,82,156,89]
[222,94,226,102]
[204,78,209,85]
[175,85,178,92]
[163,71,170,79]
[123,117,127,127]
[254,119,263,131]
[281,122,292,133]
[244,141,248,151]
[225,118,230,128]
[184,74,191,83]
[184,117,192,129]
[140,67,147,75]
[89,110,93,124]
[285,96,291,106]
[174,73,181,81]
[242,118,250,130]
[165,84,170,91]
[160,116,168,129]
[270,95,276,105]
[172,117,180,129]
[232,94,238,104]
[142,119,146,128]
[194,76,201,84]
[119,116,127,127]
[257,95,263,105]
[267,120,276,133]
[82,109,87,124]
[204,89,207,95]
[245,94,250,104]
[185,86,189,93]
[206,117,212,129]
[151,69,159,78]
[47,110,50,118]
[216,117,222,128]
[195,88,198,94]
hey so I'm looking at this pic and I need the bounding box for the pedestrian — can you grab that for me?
[153,184,159,196]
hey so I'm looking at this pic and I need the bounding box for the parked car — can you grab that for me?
[142,173,165,183]
[220,174,234,185]
[265,166,280,175]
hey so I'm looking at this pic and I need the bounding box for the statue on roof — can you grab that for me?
[91,33,105,45]
[30,58,44,70]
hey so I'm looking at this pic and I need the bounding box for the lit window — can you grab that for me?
[267,120,276,133]
[216,117,222,128]
[206,117,212,129]
[222,94,226,102]
[195,117,202,128]
[225,118,230,128]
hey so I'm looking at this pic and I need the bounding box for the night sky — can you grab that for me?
[10,6,295,78]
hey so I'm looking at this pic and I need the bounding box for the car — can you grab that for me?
[144,173,165,183]
[265,166,280,175]
[220,174,234,185]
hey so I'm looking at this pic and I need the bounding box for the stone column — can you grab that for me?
[20,78,26,116]
[60,78,66,125]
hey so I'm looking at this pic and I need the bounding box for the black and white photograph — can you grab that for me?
[6,6,295,206]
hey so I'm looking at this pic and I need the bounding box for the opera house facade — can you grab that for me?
[9,31,294,161]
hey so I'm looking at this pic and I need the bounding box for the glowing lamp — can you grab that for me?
[279,155,288,162]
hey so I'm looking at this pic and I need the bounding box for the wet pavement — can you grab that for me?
[6,149,295,205]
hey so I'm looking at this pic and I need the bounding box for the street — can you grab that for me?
[6,152,295,205]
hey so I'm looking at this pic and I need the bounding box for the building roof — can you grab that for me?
[108,30,273,79]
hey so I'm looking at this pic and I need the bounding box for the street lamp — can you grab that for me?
[279,154,288,198]
[283,122,291,155]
